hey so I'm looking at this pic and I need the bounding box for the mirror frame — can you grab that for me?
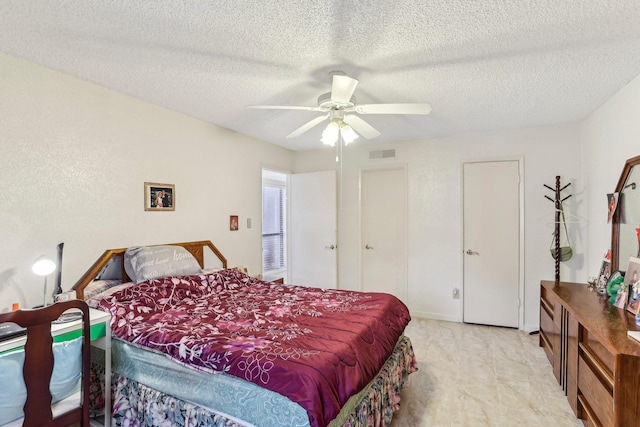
[611,155,640,271]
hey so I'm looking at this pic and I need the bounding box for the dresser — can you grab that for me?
[539,280,640,427]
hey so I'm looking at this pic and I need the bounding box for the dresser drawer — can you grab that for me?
[578,353,613,427]
[577,394,602,427]
[581,329,614,380]
[540,285,554,315]
[539,304,554,363]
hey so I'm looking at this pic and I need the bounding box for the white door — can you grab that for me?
[463,161,520,328]
[289,171,337,288]
[361,168,407,302]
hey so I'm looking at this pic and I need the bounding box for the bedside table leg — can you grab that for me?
[104,326,111,426]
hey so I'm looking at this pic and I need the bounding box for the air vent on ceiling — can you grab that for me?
[369,148,397,160]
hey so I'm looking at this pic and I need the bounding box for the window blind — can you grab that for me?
[262,184,285,272]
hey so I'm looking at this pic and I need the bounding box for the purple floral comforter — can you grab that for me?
[97,269,411,427]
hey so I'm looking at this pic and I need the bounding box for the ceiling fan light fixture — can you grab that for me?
[340,124,359,145]
[248,72,430,145]
[321,121,340,146]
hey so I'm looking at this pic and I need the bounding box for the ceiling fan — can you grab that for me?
[248,72,432,146]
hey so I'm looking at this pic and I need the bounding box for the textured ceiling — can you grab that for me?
[2,1,640,151]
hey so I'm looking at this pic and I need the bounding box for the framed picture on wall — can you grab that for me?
[144,182,175,211]
[230,215,239,231]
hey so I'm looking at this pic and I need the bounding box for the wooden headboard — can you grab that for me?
[72,240,227,300]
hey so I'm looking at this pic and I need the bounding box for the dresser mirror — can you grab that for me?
[612,155,640,271]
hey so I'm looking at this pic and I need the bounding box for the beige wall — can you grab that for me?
[0,53,294,309]
[581,73,640,274]
[293,71,640,331]
[294,124,583,331]
[3,49,639,329]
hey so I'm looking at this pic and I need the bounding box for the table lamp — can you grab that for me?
[32,256,56,307]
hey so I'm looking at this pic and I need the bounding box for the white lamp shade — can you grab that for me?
[321,121,340,146]
[32,257,56,276]
[340,124,359,145]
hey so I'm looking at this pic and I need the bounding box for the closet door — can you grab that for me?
[361,167,407,302]
[463,160,521,328]
[289,171,337,288]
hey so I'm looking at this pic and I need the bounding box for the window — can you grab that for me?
[262,171,287,276]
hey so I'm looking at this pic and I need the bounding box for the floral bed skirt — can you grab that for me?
[113,376,245,427]
[92,336,417,427]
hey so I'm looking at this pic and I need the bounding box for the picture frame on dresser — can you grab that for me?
[596,250,612,293]
[625,257,640,314]
[614,281,629,309]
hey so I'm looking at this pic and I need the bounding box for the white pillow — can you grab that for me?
[124,245,203,284]
[0,337,83,425]
[83,279,122,299]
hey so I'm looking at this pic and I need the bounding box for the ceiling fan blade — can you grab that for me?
[354,103,432,115]
[286,115,328,138]
[247,105,323,112]
[331,75,359,104]
[343,115,381,139]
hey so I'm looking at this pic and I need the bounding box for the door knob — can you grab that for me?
[325,244,336,250]
[365,244,374,250]
[466,249,479,255]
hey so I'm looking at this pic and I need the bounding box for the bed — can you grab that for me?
[73,241,417,427]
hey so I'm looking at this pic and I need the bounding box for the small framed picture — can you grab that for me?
[596,250,612,293]
[625,257,640,314]
[144,182,175,211]
[607,193,619,223]
[230,215,239,231]
[615,284,629,309]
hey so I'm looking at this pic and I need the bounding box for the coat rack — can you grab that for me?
[544,176,572,283]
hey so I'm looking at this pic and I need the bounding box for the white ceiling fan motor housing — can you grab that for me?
[318,92,356,109]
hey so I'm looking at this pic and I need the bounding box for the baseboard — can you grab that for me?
[409,311,460,323]
[410,311,537,333]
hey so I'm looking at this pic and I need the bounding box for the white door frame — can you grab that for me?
[459,157,525,330]
[358,164,409,301]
